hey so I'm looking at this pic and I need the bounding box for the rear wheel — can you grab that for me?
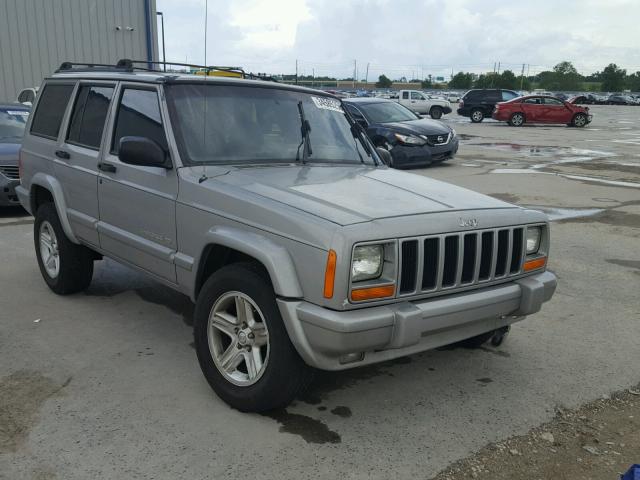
[429,106,443,119]
[572,113,588,127]
[470,108,484,123]
[508,112,525,126]
[194,263,311,412]
[34,202,94,294]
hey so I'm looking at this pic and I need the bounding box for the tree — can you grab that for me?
[627,71,640,92]
[601,63,626,92]
[497,70,518,89]
[474,72,499,88]
[376,74,392,88]
[449,71,473,89]
[552,61,582,90]
[421,78,433,89]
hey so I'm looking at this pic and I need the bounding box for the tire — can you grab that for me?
[508,112,525,127]
[470,108,484,123]
[572,113,588,128]
[429,106,443,119]
[454,330,495,349]
[194,262,312,412]
[34,202,94,295]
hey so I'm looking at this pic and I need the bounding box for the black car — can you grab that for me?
[457,89,519,122]
[343,98,458,168]
[569,94,597,105]
[0,103,30,206]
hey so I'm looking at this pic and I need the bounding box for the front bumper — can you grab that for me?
[390,137,459,168]
[278,270,556,370]
[0,175,21,206]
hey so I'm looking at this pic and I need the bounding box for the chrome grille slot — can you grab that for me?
[478,231,494,280]
[422,238,439,290]
[442,236,458,287]
[399,240,418,294]
[461,233,477,284]
[0,165,19,180]
[397,226,528,298]
[494,230,509,277]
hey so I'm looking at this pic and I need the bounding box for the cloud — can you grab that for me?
[157,0,640,77]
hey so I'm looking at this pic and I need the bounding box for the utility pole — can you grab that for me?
[353,60,356,88]
[312,68,315,87]
[204,0,208,66]
[295,59,298,84]
[497,61,501,75]
[156,12,166,71]
[365,62,369,84]
[520,63,525,90]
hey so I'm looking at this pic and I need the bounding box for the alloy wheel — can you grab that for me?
[207,291,270,386]
[39,221,60,278]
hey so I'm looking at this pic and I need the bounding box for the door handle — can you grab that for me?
[55,150,70,159]
[98,162,117,173]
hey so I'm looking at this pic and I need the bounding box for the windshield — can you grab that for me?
[357,101,418,124]
[0,108,29,143]
[165,84,372,165]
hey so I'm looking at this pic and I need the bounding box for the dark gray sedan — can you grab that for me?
[0,103,29,206]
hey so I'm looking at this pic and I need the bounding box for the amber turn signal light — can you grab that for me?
[323,250,337,299]
[351,285,395,302]
[523,256,547,272]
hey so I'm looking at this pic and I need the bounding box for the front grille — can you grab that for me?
[398,227,526,296]
[0,165,19,179]
[425,133,450,146]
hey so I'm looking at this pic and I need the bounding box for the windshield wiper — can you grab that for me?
[296,101,312,164]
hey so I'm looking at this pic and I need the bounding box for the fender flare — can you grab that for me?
[200,226,304,299]
[30,173,80,244]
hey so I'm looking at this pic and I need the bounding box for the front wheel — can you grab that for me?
[34,202,94,294]
[572,113,588,127]
[508,112,525,126]
[470,108,484,123]
[194,263,311,412]
[429,106,443,119]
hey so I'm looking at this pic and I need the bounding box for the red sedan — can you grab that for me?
[492,95,592,127]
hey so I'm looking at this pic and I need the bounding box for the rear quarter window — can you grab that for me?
[30,84,75,139]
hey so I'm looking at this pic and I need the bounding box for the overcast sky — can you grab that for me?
[156,0,640,80]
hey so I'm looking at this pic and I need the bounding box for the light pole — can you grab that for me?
[156,11,166,71]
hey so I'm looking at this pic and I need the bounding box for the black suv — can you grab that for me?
[457,89,519,122]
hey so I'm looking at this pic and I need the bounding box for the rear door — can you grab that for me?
[56,82,116,246]
[521,97,543,122]
[97,84,178,282]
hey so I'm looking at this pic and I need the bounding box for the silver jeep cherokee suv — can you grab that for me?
[17,60,556,412]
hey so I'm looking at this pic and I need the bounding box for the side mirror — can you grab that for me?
[376,147,392,166]
[118,136,169,168]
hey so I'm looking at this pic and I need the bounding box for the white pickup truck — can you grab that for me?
[393,90,452,119]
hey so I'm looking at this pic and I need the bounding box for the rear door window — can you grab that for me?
[66,85,114,149]
[111,88,168,155]
[30,84,74,139]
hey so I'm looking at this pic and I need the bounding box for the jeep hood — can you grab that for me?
[210,165,513,226]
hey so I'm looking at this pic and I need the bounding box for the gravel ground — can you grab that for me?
[1,105,639,479]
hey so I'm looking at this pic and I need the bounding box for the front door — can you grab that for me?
[542,97,571,123]
[97,84,178,283]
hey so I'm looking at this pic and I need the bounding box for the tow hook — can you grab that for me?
[491,326,510,346]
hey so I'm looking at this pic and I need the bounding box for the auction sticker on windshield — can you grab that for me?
[311,96,344,113]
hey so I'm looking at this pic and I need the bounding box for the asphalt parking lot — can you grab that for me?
[1,105,638,479]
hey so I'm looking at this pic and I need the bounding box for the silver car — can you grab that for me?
[17,60,556,412]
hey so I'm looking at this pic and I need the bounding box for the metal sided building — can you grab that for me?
[0,0,159,102]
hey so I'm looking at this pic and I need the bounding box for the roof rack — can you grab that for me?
[55,59,278,82]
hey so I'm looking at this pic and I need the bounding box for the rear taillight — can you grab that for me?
[18,148,23,179]
[459,100,464,108]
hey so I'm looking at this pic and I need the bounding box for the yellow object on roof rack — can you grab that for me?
[193,68,244,78]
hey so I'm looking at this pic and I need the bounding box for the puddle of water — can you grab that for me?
[524,206,604,221]
[461,163,482,167]
[490,169,640,189]
[473,143,615,160]
[330,406,353,418]
[263,410,341,444]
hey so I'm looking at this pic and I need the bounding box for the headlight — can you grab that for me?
[526,226,542,254]
[451,128,457,137]
[352,244,384,282]
[394,133,427,146]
